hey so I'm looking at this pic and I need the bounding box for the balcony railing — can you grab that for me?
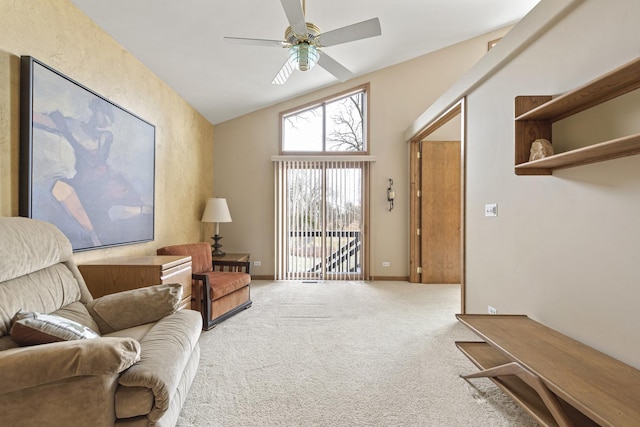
[288,230,361,275]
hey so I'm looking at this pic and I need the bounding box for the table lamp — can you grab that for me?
[201,197,232,256]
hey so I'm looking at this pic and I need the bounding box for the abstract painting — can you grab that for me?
[20,56,155,251]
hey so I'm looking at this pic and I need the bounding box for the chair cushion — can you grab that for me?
[0,217,73,283]
[205,271,251,300]
[0,264,82,338]
[157,243,212,274]
[1,337,140,395]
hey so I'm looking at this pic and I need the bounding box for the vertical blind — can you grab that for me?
[274,157,371,281]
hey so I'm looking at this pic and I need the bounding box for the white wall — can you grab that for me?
[464,0,640,367]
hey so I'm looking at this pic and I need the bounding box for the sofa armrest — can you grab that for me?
[0,337,140,394]
[118,309,201,422]
[86,283,182,334]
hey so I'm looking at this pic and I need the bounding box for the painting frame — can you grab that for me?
[19,56,155,252]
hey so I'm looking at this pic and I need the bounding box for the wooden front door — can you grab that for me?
[418,140,461,283]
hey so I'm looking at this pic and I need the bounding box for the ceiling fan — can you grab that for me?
[224,0,382,85]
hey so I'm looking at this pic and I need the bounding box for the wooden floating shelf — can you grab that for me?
[514,56,640,175]
[515,132,640,173]
[516,56,640,123]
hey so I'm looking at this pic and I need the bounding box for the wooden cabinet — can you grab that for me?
[79,256,193,309]
[514,56,640,175]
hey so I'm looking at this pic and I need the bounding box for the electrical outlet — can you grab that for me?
[488,306,498,315]
[484,203,498,217]
[253,261,261,267]
[382,261,390,267]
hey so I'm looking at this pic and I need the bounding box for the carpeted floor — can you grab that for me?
[177,280,537,426]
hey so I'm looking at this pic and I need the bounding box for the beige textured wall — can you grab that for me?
[0,1,213,264]
[463,0,640,367]
[213,27,511,278]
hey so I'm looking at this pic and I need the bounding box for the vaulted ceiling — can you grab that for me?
[71,0,540,124]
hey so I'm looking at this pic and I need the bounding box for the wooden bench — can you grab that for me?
[455,314,640,427]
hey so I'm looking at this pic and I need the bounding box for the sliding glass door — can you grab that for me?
[275,159,368,281]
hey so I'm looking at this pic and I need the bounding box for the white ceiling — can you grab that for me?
[70,0,540,125]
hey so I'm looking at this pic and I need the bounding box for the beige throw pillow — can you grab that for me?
[86,283,182,334]
[10,309,100,346]
[53,301,102,333]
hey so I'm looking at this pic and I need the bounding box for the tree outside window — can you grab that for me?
[282,87,367,153]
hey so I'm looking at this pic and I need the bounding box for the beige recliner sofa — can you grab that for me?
[0,217,202,427]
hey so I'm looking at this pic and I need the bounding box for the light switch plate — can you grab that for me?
[484,203,498,217]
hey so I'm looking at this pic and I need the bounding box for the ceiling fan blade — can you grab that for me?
[272,59,296,85]
[317,52,352,82]
[317,18,381,47]
[224,37,289,48]
[280,0,308,37]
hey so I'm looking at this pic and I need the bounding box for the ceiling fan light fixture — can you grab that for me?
[228,3,378,85]
[289,43,319,71]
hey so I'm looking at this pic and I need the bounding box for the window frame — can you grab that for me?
[279,83,370,155]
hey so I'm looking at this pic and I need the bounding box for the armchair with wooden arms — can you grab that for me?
[157,243,251,330]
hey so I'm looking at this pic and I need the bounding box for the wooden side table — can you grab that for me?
[79,255,193,309]
[211,253,249,266]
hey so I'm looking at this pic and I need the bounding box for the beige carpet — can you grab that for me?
[177,281,537,426]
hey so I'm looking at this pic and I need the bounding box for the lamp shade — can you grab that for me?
[201,198,232,223]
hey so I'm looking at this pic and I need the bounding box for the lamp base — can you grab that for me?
[211,234,225,257]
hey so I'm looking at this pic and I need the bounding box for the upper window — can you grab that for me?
[281,85,368,153]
